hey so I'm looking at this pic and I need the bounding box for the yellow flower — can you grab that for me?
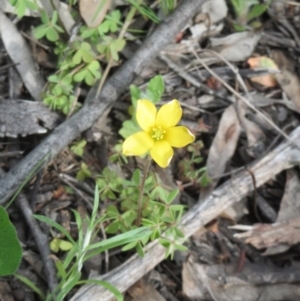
[122,99,195,168]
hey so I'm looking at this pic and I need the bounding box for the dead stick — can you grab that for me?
[70,126,300,301]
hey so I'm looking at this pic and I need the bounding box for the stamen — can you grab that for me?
[151,126,166,141]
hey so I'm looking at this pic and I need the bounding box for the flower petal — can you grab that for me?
[156,99,182,129]
[150,141,173,168]
[165,126,195,147]
[136,99,157,132]
[123,132,154,156]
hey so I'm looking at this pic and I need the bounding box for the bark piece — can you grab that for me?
[233,216,300,250]
[182,255,300,301]
[0,99,61,137]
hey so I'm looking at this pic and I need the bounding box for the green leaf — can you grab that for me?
[166,189,179,204]
[87,227,151,251]
[132,169,141,186]
[231,0,248,16]
[71,139,87,157]
[119,120,140,139]
[73,70,87,83]
[90,185,100,225]
[174,243,188,252]
[73,43,94,64]
[40,10,49,23]
[25,0,38,10]
[247,0,270,21]
[136,242,144,257]
[174,227,184,238]
[50,237,60,253]
[106,205,119,217]
[34,214,76,245]
[56,272,81,301]
[121,241,137,251]
[159,238,170,248]
[46,27,59,42]
[14,274,46,300]
[59,239,73,251]
[87,60,101,79]
[109,10,121,23]
[0,206,22,276]
[33,26,49,40]
[16,0,26,17]
[146,75,165,103]
[52,10,58,24]
[54,258,67,279]
[105,221,120,234]
[110,39,125,61]
[130,85,141,107]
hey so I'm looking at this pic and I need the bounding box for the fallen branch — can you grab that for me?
[70,126,300,301]
[0,0,207,204]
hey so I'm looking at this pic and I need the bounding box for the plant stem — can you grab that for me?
[96,3,140,98]
[136,157,151,227]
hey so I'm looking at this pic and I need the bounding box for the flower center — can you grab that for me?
[151,126,166,141]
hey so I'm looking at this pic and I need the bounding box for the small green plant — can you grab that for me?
[8,0,38,18]
[160,0,177,15]
[180,141,210,187]
[230,0,271,30]
[109,142,128,164]
[33,11,64,42]
[31,187,152,301]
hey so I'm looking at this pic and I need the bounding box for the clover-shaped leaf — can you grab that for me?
[33,11,64,42]
[73,60,101,85]
[72,42,95,65]
[110,39,125,61]
[71,139,87,157]
[97,37,125,61]
[98,10,121,35]
[9,0,38,18]
[48,74,73,95]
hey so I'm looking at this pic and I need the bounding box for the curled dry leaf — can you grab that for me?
[247,56,278,88]
[79,0,112,28]
[271,50,300,111]
[208,31,262,63]
[236,100,266,157]
[201,105,241,198]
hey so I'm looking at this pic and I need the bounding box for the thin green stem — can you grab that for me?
[95,3,140,98]
[136,157,151,227]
